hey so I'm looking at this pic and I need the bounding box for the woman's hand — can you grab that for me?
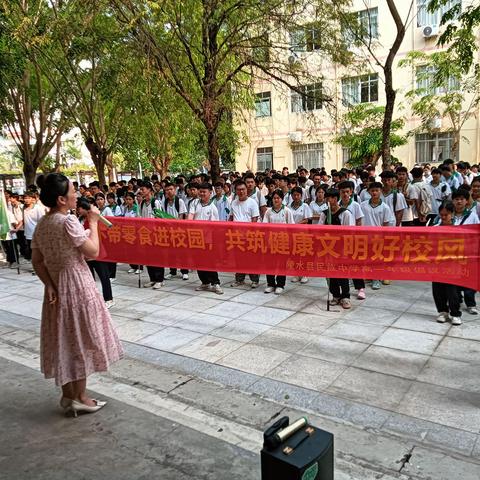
[87,205,101,223]
[46,284,57,305]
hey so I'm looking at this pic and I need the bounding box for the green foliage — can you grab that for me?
[429,0,480,74]
[334,104,407,167]
[400,50,480,156]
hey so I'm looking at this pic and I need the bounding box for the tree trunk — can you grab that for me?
[151,154,172,178]
[381,70,396,170]
[106,152,115,182]
[451,130,460,160]
[85,137,107,185]
[207,129,220,183]
[23,156,38,187]
[54,134,62,172]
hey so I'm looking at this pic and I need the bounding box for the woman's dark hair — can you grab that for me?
[439,200,454,213]
[37,173,69,208]
[94,192,106,200]
[271,188,284,200]
[125,192,135,200]
[291,186,303,195]
[77,197,91,211]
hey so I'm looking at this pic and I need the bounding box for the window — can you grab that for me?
[416,66,460,95]
[290,23,321,52]
[291,83,323,112]
[257,147,273,171]
[292,143,324,170]
[342,147,351,166]
[255,92,271,117]
[342,74,378,105]
[416,132,456,163]
[343,8,379,45]
[417,0,461,27]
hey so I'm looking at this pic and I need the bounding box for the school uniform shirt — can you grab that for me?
[453,209,480,226]
[5,210,17,241]
[186,197,198,215]
[310,201,329,225]
[360,199,394,227]
[339,199,364,224]
[11,204,23,228]
[289,202,312,224]
[101,206,114,217]
[381,191,407,225]
[284,190,309,206]
[398,184,418,222]
[108,203,123,217]
[176,189,188,203]
[248,187,267,209]
[263,206,294,224]
[23,204,45,240]
[444,175,461,192]
[212,195,230,221]
[318,208,355,226]
[358,188,371,203]
[190,199,219,221]
[468,201,480,219]
[230,197,260,222]
[139,197,161,219]
[122,205,138,217]
[163,197,187,218]
[428,181,451,215]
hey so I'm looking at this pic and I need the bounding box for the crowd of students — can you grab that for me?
[1,158,478,323]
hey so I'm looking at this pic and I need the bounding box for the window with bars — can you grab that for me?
[256,147,273,171]
[416,65,460,95]
[291,83,324,112]
[342,74,378,106]
[417,0,461,27]
[255,92,272,117]
[416,132,456,163]
[343,7,379,45]
[290,23,322,52]
[292,143,324,170]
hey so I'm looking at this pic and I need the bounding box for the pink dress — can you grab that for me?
[32,212,123,386]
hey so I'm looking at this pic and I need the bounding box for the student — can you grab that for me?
[187,183,223,294]
[212,181,231,221]
[310,185,329,224]
[379,171,407,226]
[432,201,462,325]
[288,186,312,284]
[361,182,394,290]
[410,167,433,226]
[175,177,188,202]
[396,166,419,226]
[452,189,480,225]
[244,172,267,218]
[263,189,294,294]
[319,189,354,309]
[440,164,461,192]
[229,179,260,288]
[95,192,117,281]
[469,177,480,218]
[162,182,189,280]
[77,199,115,309]
[23,191,45,262]
[106,192,122,216]
[307,172,323,204]
[264,178,276,208]
[1,207,19,268]
[120,192,142,275]
[428,168,451,223]
[139,181,165,289]
[185,183,199,215]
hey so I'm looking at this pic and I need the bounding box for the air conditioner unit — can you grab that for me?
[422,25,439,38]
[289,131,303,143]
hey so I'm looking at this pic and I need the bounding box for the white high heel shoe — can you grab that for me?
[67,399,107,417]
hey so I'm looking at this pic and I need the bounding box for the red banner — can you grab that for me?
[97,217,480,290]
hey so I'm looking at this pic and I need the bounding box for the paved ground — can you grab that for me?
[1,261,480,478]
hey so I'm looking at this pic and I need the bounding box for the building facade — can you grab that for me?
[236,0,479,173]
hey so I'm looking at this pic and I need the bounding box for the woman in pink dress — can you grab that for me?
[32,173,123,416]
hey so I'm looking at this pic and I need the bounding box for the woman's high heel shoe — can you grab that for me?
[67,399,107,418]
[60,397,73,409]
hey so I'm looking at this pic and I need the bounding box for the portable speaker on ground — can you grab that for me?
[261,416,334,480]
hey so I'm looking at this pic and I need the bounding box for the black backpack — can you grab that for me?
[164,196,181,215]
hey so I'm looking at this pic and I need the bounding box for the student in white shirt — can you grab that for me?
[262,189,293,295]
[395,167,419,226]
[469,177,480,218]
[361,182,394,291]
[187,183,223,295]
[440,164,461,192]
[451,189,479,226]
[289,186,312,284]
[310,185,329,224]
[106,193,123,216]
[121,192,143,274]
[23,191,45,261]
[319,189,354,309]
[245,172,267,218]
[229,180,260,288]
[212,181,231,221]
[428,168,451,222]
[432,201,462,325]
[307,172,323,204]
[380,171,407,226]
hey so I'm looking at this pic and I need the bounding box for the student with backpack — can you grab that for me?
[380,171,407,226]
[428,168,451,224]
[410,167,433,226]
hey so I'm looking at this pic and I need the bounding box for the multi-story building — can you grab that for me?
[236,0,479,173]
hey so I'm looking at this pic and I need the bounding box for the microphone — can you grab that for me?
[77,198,114,229]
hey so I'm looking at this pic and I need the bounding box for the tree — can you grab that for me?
[0,1,68,185]
[341,1,414,168]
[400,50,480,160]
[429,0,480,74]
[334,104,407,167]
[111,0,352,181]
[30,0,139,185]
